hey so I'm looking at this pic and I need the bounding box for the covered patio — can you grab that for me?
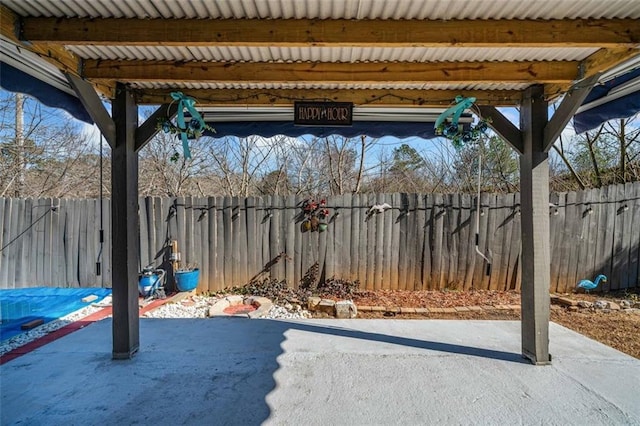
[1,0,639,368]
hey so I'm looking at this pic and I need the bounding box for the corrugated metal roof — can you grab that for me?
[6,0,640,20]
[68,45,599,63]
[131,81,530,91]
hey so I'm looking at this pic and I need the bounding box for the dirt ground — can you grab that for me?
[348,290,640,359]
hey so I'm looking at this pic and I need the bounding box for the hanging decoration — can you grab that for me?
[300,198,331,232]
[157,91,214,159]
[434,96,491,149]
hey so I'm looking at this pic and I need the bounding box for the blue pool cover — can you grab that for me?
[0,287,112,342]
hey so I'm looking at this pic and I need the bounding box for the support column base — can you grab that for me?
[522,350,552,365]
[112,346,139,360]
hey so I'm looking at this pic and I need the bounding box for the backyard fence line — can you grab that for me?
[1,182,639,293]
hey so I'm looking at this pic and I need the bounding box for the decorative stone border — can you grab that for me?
[356,304,523,314]
[208,295,273,318]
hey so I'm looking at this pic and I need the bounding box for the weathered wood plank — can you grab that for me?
[325,195,337,281]
[206,197,216,292]
[630,183,640,289]
[350,193,361,284]
[215,196,226,288]
[447,193,460,290]
[222,196,233,287]
[385,193,406,290]
[364,193,376,290]
[422,194,434,290]
[381,193,393,289]
[372,193,385,290]
[408,193,420,290]
[506,192,521,291]
[245,196,257,284]
[558,191,577,291]
[484,194,498,290]
[284,195,296,286]
[18,199,33,287]
[611,184,627,291]
[230,196,242,286]
[397,193,408,290]
[0,198,6,286]
[5,199,17,287]
[600,186,617,291]
[548,192,562,292]
[293,195,303,287]
[237,196,248,285]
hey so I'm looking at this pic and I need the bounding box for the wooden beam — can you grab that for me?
[83,59,580,83]
[65,73,115,147]
[1,5,80,74]
[547,48,640,98]
[476,105,524,154]
[111,83,140,360]
[543,73,601,151]
[136,88,524,107]
[135,103,178,152]
[21,17,640,47]
[519,84,551,365]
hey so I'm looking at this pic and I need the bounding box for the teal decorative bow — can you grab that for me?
[170,91,207,159]
[434,95,476,132]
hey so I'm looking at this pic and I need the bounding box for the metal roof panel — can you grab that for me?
[5,0,640,19]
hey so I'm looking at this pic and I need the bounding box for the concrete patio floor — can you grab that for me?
[2,318,639,425]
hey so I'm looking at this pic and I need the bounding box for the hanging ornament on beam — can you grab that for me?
[157,91,214,159]
[434,95,491,149]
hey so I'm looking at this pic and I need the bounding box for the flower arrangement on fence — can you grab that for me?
[301,198,330,232]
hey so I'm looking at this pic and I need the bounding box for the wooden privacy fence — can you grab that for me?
[1,182,639,293]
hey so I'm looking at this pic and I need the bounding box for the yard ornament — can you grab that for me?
[157,92,213,160]
[577,274,607,293]
[434,96,490,149]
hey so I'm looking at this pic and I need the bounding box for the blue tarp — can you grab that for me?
[0,287,111,342]
[0,62,94,124]
[573,68,640,133]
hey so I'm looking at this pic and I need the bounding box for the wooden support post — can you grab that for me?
[111,83,140,359]
[519,85,551,365]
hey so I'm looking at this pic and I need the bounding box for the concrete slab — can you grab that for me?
[1,319,639,425]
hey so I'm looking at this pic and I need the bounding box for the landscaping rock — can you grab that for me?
[607,301,621,311]
[317,299,336,315]
[335,300,357,319]
[619,300,631,309]
[307,297,321,311]
[577,301,593,308]
[556,297,577,307]
[594,300,608,310]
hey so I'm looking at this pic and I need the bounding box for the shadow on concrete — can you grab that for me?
[2,317,526,425]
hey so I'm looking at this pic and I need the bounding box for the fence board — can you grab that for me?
[601,186,617,291]
[2,183,640,291]
[350,194,361,284]
[629,184,640,288]
[584,189,599,284]
[447,194,460,290]
[5,199,17,287]
[214,196,225,288]
[17,199,31,287]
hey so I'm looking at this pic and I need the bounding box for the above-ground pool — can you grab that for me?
[0,287,112,341]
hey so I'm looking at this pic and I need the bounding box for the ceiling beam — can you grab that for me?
[135,88,524,107]
[135,103,178,152]
[476,105,524,154]
[83,59,579,83]
[543,73,601,151]
[65,73,115,147]
[546,48,640,99]
[20,17,640,47]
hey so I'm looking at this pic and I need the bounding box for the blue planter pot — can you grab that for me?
[175,269,199,292]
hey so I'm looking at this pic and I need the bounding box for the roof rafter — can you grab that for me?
[83,59,580,83]
[20,17,640,47]
[134,88,524,106]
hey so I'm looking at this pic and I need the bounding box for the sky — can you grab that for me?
[0,88,584,164]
